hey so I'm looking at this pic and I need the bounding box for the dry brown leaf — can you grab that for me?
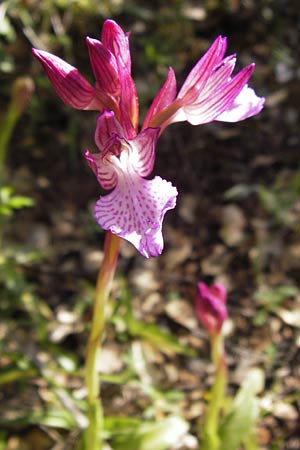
[165,298,198,330]
[220,204,247,246]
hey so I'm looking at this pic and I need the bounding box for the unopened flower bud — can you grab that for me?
[195,282,228,335]
[11,76,34,116]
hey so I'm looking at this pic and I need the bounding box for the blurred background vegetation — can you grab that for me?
[0,1,300,449]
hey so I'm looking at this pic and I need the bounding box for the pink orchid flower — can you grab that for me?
[143,36,265,131]
[195,282,228,335]
[33,19,178,257]
[32,21,264,257]
[84,111,177,258]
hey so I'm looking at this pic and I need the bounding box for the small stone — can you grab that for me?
[166,299,198,330]
[273,402,298,420]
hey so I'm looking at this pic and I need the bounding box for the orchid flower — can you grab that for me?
[33,19,178,257]
[33,21,264,258]
[142,36,265,131]
[195,282,228,335]
[84,111,177,258]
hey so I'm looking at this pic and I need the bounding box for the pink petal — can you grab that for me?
[119,72,139,138]
[87,111,124,190]
[142,68,177,130]
[178,36,227,103]
[210,284,227,305]
[32,48,101,110]
[130,128,160,177]
[84,150,118,190]
[101,20,131,73]
[94,174,177,258]
[180,64,255,125]
[196,282,228,334]
[86,37,120,96]
[94,110,123,150]
[200,55,237,98]
[100,20,139,135]
[87,119,159,192]
[215,85,265,122]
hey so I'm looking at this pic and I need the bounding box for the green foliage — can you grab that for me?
[0,359,38,386]
[253,284,298,325]
[224,183,259,201]
[111,282,194,356]
[0,407,78,430]
[0,431,7,450]
[0,246,42,302]
[107,415,189,450]
[128,318,194,356]
[224,169,300,230]
[0,186,34,216]
[218,369,264,450]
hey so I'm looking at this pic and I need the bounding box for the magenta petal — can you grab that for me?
[86,37,120,95]
[101,20,131,73]
[130,127,160,177]
[100,20,139,135]
[200,55,237,98]
[119,72,139,138]
[178,36,227,102]
[94,175,178,258]
[32,49,101,110]
[89,118,159,192]
[84,150,118,190]
[94,110,123,149]
[196,282,228,334]
[142,68,177,130]
[87,111,123,190]
[216,85,265,122]
[180,64,255,125]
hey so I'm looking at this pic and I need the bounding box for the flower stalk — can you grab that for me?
[201,332,227,450]
[0,77,34,177]
[195,282,228,450]
[84,231,121,450]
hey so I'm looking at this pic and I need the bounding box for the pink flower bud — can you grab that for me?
[195,282,228,335]
[11,77,34,115]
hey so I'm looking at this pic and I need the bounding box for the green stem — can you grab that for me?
[201,333,227,450]
[0,77,33,176]
[84,231,121,450]
[0,102,19,178]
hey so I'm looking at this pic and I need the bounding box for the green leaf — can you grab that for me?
[0,186,34,216]
[6,195,35,209]
[0,364,38,385]
[100,368,135,385]
[258,186,278,213]
[104,416,142,439]
[128,318,194,356]
[110,416,189,450]
[255,285,297,306]
[29,408,77,429]
[0,431,7,450]
[219,369,264,450]
[223,184,258,201]
[0,408,77,429]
